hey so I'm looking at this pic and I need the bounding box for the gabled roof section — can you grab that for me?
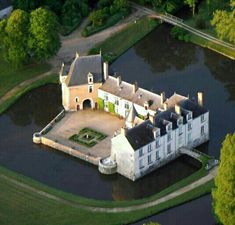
[99,76,162,111]
[126,104,138,123]
[65,54,103,87]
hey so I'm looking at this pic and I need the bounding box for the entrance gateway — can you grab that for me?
[83,99,92,109]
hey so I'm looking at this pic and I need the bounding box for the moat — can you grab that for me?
[0,23,234,224]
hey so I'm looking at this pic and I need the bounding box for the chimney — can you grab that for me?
[120,127,126,135]
[175,104,181,115]
[163,103,168,111]
[161,92,165,105]
[75,52,79,58]
[197,92,203,106]
[149,115,155,125]
[117,76,122,86]
[103,62,109,80]
[59,62,64,76]
[152,127,158,139]
[132,82,138,94]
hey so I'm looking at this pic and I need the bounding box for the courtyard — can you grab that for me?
[45,109,125,161]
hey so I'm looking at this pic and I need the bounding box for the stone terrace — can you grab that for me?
[44,110,125,164]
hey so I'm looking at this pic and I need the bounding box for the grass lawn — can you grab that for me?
[89,17,159,63]
[0,165,214,225]
[0,51,51,98]
[69,127,107,147]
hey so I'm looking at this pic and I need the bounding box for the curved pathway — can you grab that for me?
[0,166,217,213]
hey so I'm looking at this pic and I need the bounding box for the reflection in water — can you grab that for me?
[111,26,235,159]
[134,25,197,73]
[6,85,63,127]
[112,155,200,200]
[0,85,200,200]
[203,50,235,103]
[132,195,216,225]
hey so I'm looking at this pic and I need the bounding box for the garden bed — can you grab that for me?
[69,127,107,148]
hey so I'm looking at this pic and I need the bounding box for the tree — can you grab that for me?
[184,0,197,16]
[89,9,106,27]
[211,7,235,44]
[1,9,30,67]
[13,0,42,11]
[28,8,61,61]
[61,0,88,27]
[212,133,235,225]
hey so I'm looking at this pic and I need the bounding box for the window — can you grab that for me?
[188,123,192,131]
[167,125,172,131]
[156,139,160,148]
[104,94,108,101]
[156,151,160,160]
[187,113,192,120]
[88,86,93,93]
[148,155,152,164]
[201,126,205,135]
[139,148,143,157]
[124,102,129,109]
[148,144,152,152]
[167,144,171,154]
[139,159,144,169]
[188,133,192,143]
[115,98,119,105]
[75,97,79,103]
[178,126,183,135]
[145,106,148,110]
[167,133,172,142]
[89,78,92,83]
[201,114,205,123]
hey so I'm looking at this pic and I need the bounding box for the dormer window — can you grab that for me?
[167,124,172,131]
[87,73,93,84]
[187,112,192,121]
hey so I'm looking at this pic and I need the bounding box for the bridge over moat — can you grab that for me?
[131,2,235,52]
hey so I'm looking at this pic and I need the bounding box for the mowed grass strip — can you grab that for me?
[0,169,214,225]
[89,17,159,63]
[0,51,51,98]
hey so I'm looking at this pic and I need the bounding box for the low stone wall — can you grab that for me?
[41,136,100,166]
[33,110,65,144]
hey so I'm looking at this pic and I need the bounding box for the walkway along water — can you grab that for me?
[0,165,217,213]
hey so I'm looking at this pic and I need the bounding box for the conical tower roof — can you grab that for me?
[126,104,137,123]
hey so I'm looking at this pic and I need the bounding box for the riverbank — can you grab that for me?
[0,74,58,115]
[174,1,235,60]
[89,17,159,63]
[0,160,216,225]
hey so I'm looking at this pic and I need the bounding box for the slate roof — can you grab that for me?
[99,76,162,111]
[126,120,155,150]
[65,54,103,87]
[0,0,11,10]
[125,97,208,150]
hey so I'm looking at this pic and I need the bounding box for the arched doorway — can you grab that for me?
[83,99,92,109]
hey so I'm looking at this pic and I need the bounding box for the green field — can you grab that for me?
[0,154,215,225]
[89,17,159,63]
[0,51,51,98]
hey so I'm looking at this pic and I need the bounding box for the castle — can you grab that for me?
[60,53,209,181]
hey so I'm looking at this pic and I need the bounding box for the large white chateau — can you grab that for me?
[60,53,209,181]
